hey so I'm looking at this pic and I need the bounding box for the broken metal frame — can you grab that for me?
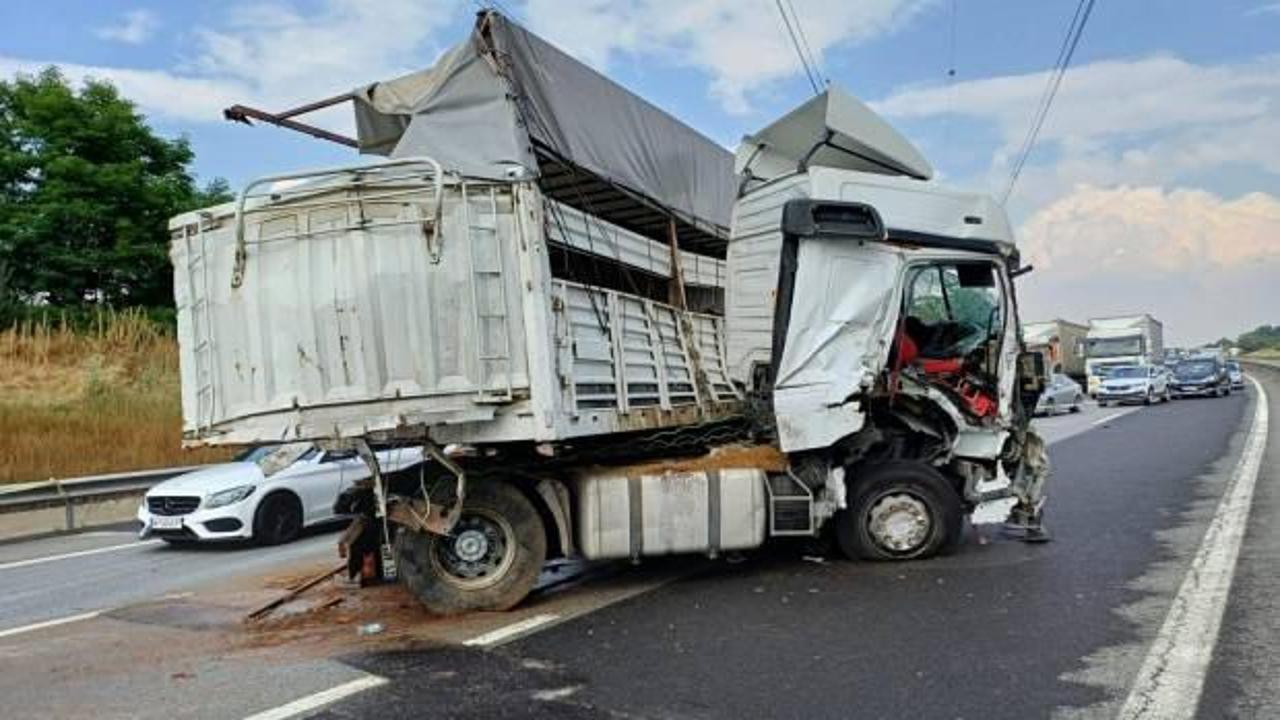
[230,156,445,288]
[223,93,358,148]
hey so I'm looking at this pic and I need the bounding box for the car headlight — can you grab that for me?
[205,485,256,509]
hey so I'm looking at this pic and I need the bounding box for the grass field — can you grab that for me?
[0,310,231,483]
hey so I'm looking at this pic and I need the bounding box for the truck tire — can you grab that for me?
[396,481,546,615]
[836,461,963,562]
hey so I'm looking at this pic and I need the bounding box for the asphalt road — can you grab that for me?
[0,382,1270,720]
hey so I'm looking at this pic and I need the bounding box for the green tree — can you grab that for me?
[1236,324,1280,352]
[0,67,230,310]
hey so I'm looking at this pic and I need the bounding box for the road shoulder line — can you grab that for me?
[1118,377,1270,719]
[0,539,162,572]
[0,610,101,639]
[241,675,388,720]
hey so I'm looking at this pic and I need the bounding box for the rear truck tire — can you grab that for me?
[836,461,964,562]
[254,492,304,546]
[396,481,546,615]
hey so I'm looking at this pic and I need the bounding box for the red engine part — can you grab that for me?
[919,357,964,375]
[956,379,998,418]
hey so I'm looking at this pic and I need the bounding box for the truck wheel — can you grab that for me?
[836,461,963,562]
[396,482,546,615]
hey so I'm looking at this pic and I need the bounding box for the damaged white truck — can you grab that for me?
[171,11,1050,614]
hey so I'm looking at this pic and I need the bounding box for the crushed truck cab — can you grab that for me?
[170,10,1049,615]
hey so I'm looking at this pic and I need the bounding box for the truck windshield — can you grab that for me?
[1109,366,1144,379]
[903,263,1003,358]
[1087,336,1142,358]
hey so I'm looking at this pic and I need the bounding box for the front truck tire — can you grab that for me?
[396,481,546,615]
[835,461,964,562]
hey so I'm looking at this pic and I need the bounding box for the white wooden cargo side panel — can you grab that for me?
[170,182,531,444]
[544,199,726,288]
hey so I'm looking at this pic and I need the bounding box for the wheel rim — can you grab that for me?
[271,501,300,540]
[430,509,516,590]
[865,492,933,555]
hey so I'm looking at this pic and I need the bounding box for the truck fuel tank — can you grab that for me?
[575,469,768,560]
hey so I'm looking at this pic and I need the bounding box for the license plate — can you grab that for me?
[152,515,183,530]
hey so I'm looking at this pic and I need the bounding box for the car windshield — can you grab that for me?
[1109,366,1144,379]
[1176,360,1216,377]
[233,446,274,464]
[235,443,315,475]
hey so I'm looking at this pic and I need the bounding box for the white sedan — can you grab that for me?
[138,444,423,545]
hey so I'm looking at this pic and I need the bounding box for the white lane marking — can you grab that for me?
[463,613,560,648]
[1118,376,1269,720]
[241,675,389,720]
[0,610,101,639]
[1091,408,1139,427]
[0,539,162,572]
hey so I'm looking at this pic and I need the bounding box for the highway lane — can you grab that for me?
[0,524,338,634]
[0,390,1261,719]
[0,398,1118,637]
[318,390,1258,719]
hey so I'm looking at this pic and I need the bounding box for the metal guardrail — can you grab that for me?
[0,466,201,513]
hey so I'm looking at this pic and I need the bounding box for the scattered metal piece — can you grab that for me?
[245,564,344,622]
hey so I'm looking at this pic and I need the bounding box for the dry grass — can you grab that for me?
[0,310,231,483]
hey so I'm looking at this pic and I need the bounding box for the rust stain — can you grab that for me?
[603,443,788,476]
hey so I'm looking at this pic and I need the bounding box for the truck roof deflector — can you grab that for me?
[736,88,933,183]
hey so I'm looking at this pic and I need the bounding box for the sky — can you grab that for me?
[1,0,1278,346]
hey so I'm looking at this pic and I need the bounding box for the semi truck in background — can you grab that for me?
[1084,314,1165,396]
[167,11,1051,614]
[1023,319,1088,383]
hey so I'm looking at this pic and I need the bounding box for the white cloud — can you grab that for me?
[873,54,1280,219]
[8,1,460,129]
[1017,185,1280,345]
[95,9,160,45]
[1245,2,1280,16]
[520,0,931,114]
[0,56,247,123]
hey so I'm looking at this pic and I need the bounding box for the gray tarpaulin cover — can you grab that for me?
[352,12,735,233]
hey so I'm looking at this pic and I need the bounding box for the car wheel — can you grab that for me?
[1144,389,1153,405]
[396,481,546,615]
[1070,395,1082,412]
[253,492,304,546]
[836,461,963,562]
[1098,400,1109,408]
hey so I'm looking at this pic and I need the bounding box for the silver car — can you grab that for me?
[1036,373,1084,415]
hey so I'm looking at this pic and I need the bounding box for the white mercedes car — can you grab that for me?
[138,444,424,545]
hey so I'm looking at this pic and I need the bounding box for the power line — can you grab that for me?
[775,0,821,95]
[1002,0,1097,204]
[784,0,826,89]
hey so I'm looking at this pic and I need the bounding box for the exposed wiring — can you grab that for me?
[1002,0,1097,205]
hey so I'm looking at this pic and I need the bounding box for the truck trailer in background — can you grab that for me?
[1023,319,1088,383]
[1084,314,1165,396]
